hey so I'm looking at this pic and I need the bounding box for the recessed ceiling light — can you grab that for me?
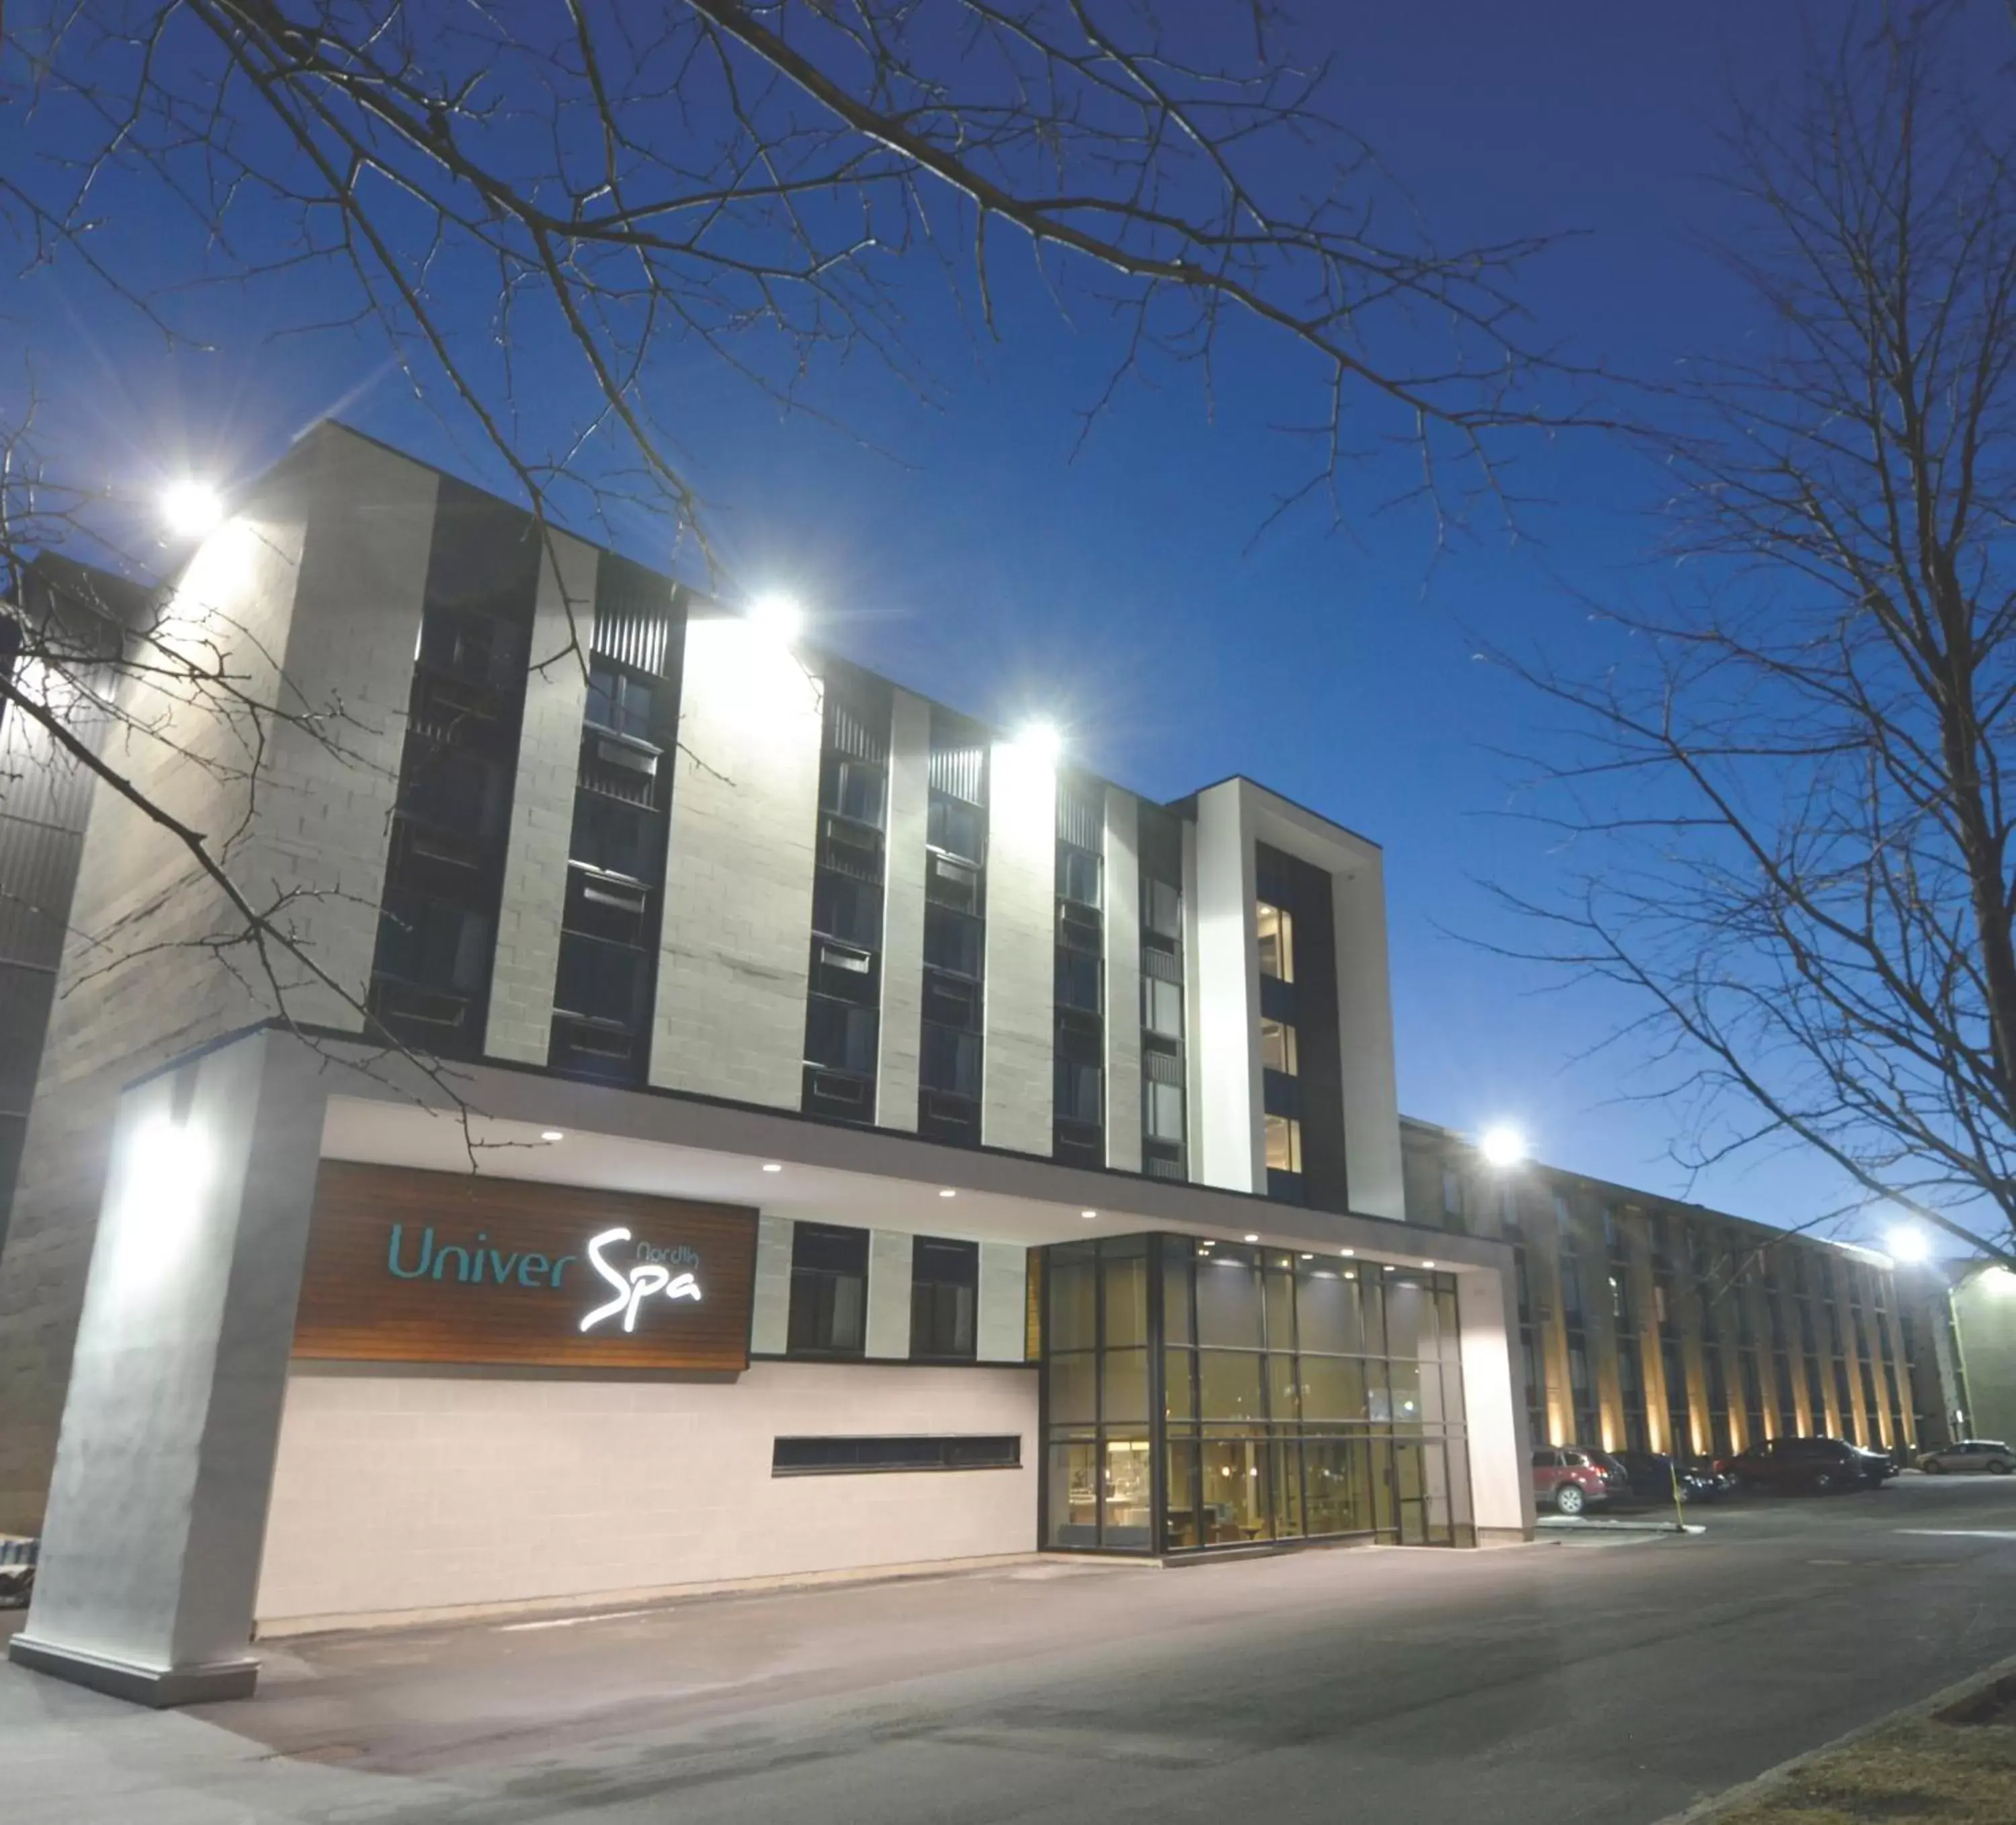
[1300,1253,1314,1261]
[1383,1263,1396,1272]
[540,1130,564,1142]
[761,1162,783,1173]
[1243,1232,1259,1243]
[938,1187,956,1199]
[1339,1248,1355,1257]
[1421,1259,1436,1269]
[1081,1209,1097,1220]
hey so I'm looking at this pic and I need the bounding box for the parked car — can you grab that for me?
[1679,1457,1738,1499]
[1531,1446,1628,1515]
[1919,1439,2015,1476]
[1722,1435,1895,1494]
[1605,1449,1724,1504]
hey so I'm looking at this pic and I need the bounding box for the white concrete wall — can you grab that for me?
[255,1360,1040,1628]
[865,1228,913,1358]
[1181,815,1204,1182]
[1101,790,1144,1173]
[976,1242,1028,1363]
[0,423,431,1532]
[980,739,1055,1156]
[651,615,823,1107]
[13,1031,326,1697]
[1331,849,1405,1220]
[749,1214,793,1356]
[485,528,599,1064]
[1456,1266,1533,1539]
[876,689,931,1131]
[1191,781,1263,1193]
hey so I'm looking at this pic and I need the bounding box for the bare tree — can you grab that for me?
[1495,11,2016,1264]
[0,1,1584,1078]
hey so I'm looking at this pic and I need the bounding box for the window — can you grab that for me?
[922,971,981,1031]
[554,931,648,1027]
[1142,974,1184,1038]
[921,1023,982,1097]
[1259,1019,1298,1075]
[928,792,983,862]
[585,660,654,740]
[569,791,660,881]
[1256,901,1294,981]
[812,940,876,1003]
[1056,1057,1102,1127]
[1056,949,1101,1012]
[374,893,492,994]
[1058,845,1101,908]
[924,904,984,978]
[805,997,878,1075]
[772,1434,1018,1475]
[1441,1169,1464,1220]
[1145,1078,1186,1143]
[813,873,882,948]
[926,852,980,913]
[788,1223,869,1357]
[822,755,886,827]
[1144,878,1181,939]
[1264,1113,1302,1173]
[911,1236,978,1360]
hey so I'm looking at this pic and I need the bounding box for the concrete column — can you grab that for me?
[980,738,1054,1157]
[1180,816,1204,1183]
[1331,851,1404,1220]
[976,1242,1028,1363]
[1192,780,1262,1193]
[865,1229,913,1359]
[1101,790,1143,1173]
[1456,1266,1532,1541]
[651,613,823,1108]
[749,1214,794,1356]
[485,527,599,1064]
[876,689,931,1132]
[9,1029,323,1705]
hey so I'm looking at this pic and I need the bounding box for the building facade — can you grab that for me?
[1401,1118,1924,1463]
[0,423,1528,1706]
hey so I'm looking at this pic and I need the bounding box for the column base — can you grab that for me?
[8,1633,259,1707]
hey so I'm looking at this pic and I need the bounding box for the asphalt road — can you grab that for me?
[9,1473,2016,1824]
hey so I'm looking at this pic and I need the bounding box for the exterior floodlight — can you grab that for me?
[1015,721,1062,766]
[745,591,804,645]
[1479,1125,1527,1170]
[161,480,224,540]
[1886,1226,1931,1265]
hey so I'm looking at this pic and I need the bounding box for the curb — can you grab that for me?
[1648,1648,2016,1823]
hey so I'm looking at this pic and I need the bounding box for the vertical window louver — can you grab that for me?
[1054,779,1104,1166]
[368,478,540,1058]
[548,556,685,1083]
[802,668,890,1125]
[919,713,989,1145]
[1137,805,1187,1180]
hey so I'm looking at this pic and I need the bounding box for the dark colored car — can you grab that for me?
[1605,1449,1724,1505]
[1722,1435,1894,1494]
[1531,1446,1628,1515]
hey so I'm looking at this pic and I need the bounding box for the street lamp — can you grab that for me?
[1479,1124,1527,1170]
[745,591,804,645]
[161,480,225,540]
[1886,1226,1931,1265]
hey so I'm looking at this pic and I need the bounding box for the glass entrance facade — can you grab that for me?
[1041,1236,1474,1552]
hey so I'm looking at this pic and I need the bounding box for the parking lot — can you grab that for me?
[9,1472,2016,1825]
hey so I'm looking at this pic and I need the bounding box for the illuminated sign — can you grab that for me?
[581,1226,704,1332]
[294,1161,757,1372]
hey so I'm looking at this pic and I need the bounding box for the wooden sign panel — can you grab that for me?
[292,1161,759,1372]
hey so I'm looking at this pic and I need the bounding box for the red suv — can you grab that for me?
[1532,1447,1625,1516]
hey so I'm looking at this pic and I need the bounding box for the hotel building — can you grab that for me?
[1400,1119,1927,1465]
[0,423,1528,1706]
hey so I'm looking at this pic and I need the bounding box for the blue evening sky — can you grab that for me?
[19,5,1980,1246]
